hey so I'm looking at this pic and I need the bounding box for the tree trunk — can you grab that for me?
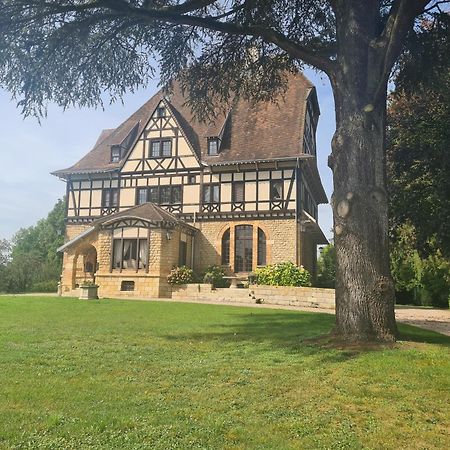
[330,93,397,342]
[328,2,398,342]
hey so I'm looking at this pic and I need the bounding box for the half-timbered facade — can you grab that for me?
[53,72,328,298]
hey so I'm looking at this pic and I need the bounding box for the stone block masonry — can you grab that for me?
[172,284,335,309]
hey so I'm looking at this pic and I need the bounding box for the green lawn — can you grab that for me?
[0,296,449,450]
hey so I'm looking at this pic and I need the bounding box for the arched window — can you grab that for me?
[235,225,253,272]
[221,228,230,265]
[257,228,266,266]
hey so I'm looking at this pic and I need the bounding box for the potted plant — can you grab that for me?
[79,280,99,300]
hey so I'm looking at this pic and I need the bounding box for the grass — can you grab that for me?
[0,296,449,450]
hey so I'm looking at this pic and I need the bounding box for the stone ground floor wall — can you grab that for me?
[172,284,335,309]
[192,218,298,274]
[96,273,166,299]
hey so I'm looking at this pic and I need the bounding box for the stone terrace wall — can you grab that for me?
[172,284,335,310]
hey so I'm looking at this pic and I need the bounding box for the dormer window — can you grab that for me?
[156,106,166,118]
[111,146,121,163]
[207,138,220,156]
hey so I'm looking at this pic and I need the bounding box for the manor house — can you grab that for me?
[53,72,328,298]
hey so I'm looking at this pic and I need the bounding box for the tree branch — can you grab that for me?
[6,0,336,76]
[111,1,337,75]
[160,0,217,14]
[372,0,430,102]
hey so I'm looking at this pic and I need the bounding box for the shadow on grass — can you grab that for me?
[398,323,450,345]
[163,308,450,356]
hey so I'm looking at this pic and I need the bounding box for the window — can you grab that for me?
[235,225,253,272]
[160,186,172,204]
[111,146,121,162]
[203,184,220,204]
[162,140,172,157]
[232,182,245,203]
[220,226,267,272]
[221,228,230,265]
[112,238,148,270]
[151,141,160,157]
[172,186,182,204]
[142,186,183,205]
[102,188,119,207]
[187,175,196,184]
[149,139,172,158]
[156,106,166,118]
[207,138,219,155]
[136,187,148,205]
[257,228,266,266]
[149,186,159,203]
[270,180,283,201]
[121,281,135,291]
[179,241,187,266]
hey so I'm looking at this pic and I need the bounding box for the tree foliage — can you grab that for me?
[316,244,336,289]
[0,1,442,119]
[387,14,450,257]
[390,222,423,294]
[390,223,450,308]
[0,198,66,293]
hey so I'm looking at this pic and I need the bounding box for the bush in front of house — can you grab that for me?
[167,266,194,285]
[255,262,311,287]
[202,265,230,288]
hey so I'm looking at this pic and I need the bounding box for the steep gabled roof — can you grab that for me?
[51,94,162,176]
[52,71,317,176]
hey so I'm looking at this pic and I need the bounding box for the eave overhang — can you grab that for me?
[57,226,96,252]
[300,210,329,245]
[51,167,120,180]
[206,154,315,168]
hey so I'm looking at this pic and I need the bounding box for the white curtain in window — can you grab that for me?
[113,240,122,269]
[139,239,148,269]
[122,240,132,269]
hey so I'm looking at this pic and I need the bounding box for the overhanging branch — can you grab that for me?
[6,0,336,76]
[372,0,430,102]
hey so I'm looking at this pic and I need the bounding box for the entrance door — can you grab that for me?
[234,225,253,272]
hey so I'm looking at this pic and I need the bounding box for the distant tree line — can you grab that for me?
[0,199,65,293]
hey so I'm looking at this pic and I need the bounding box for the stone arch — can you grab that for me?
[71,244,98,289]
[216,221,272,273]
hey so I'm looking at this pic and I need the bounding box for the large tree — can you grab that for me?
[0,0,446,341]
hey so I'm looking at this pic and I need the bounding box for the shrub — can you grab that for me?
[420,250,450,308]
[29,280,59,293]
[316,244,336,288]
[202,265,229,288]
[167,266,194,285]
[255,262,311,287]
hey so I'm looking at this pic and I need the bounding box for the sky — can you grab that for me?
[0,68,335,241]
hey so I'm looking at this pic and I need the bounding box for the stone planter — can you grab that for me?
[79,285,99,300]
